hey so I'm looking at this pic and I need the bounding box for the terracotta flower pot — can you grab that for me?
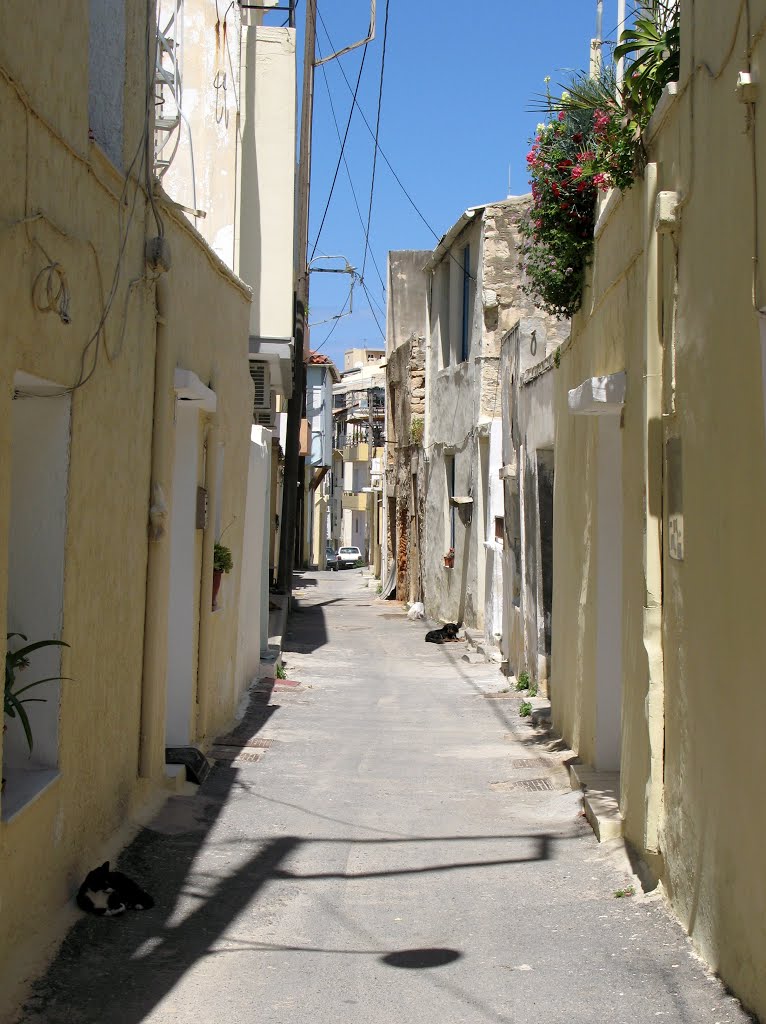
[212,569,223,608]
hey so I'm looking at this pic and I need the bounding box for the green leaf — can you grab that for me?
[15,701,34,752]
[10,639,69,660]
[12,677,70,698]
[6,691,34,750]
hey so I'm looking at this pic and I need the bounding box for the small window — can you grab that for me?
[461,245,471,363]
[445,454,456,550]
[4,375,71,819]
[439,261,451,369]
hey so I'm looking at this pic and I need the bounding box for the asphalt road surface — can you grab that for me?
[16,571,751,1024]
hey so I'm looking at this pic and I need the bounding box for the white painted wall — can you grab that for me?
[306,366,333,467]
[5,376,71,782]
[159,0,242,267]
[235,426,271,692]
[483,419,504,643]
[243,25,296,340]
[166,402,201,747]
[594,415,623,770]
[159,2,296,340]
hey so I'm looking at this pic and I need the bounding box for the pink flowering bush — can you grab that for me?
[522,0,681,318]
[520,70,650,317]
[518,106,600,318]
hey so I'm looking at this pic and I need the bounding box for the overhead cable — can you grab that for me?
[315,45,387,295]
[310,43,370,262]
[317,8,477,284]
[360,0,390,285]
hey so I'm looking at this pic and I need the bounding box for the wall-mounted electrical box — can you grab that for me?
[196,486,208,531]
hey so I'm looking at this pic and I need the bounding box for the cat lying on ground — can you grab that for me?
[425,623,461,644]
[77,862,154,917]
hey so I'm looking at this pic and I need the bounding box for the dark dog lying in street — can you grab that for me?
[425,623,461,644]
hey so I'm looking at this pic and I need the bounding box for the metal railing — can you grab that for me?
[237,0,296,28]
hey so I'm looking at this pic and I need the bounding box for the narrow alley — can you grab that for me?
[17,573,748,1024]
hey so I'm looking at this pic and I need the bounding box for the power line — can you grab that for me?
[312,290,352,354]
[365,284,387,321]
[360,0,390,284]
[309,43,369,262]
[358,275,385,341]
[316,8,478,286]
[317,8,444,246]
[315,40,387,295]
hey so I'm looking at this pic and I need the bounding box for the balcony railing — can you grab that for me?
[237,0,296,27]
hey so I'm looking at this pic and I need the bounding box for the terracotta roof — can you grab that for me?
[309,351,332,364]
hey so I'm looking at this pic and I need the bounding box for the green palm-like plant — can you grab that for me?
[5,634,69,752]
[615,1,680,117]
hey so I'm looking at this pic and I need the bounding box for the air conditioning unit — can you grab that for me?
[254,390,277,429]
[249,359,271,415]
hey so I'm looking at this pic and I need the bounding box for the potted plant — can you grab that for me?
[443,548,455,569]
[213,542,233,608]
[4,633,69,788]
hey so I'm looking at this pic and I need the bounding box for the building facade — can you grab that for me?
[418,198,560,638]
[331,353,386,567]
[499,320,567,688]
[0,0,295,1009]
[548,4,766,1017]
[303,353,339,569]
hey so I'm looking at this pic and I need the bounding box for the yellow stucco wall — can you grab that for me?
[0,2,254,1008]
[552,3,766,1016]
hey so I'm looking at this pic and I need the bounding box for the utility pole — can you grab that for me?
[278,0,316,594]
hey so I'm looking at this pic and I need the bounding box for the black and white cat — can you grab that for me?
[77,862,154,917]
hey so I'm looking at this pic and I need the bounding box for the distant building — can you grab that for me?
[343,346,385,372]
[331,353,386,569]
[303,353,340,568]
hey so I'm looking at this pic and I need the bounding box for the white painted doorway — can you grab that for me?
[166,401,201,747]
[594,415,623,770]
[568,372,626,773]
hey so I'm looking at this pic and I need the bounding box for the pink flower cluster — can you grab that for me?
[593,110,611,136]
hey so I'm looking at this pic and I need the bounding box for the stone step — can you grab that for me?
[569,765,623,842]
[461,651,485,665]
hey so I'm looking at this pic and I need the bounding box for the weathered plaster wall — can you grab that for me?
[157,211,254,746]
[0,5,254,1006]
[383,251,429,600]
[423,200,565,633]
[552,181,645,802]
[658,5,766,1014]
[161,4,295,343]
[161,0,242,265]
[551,4,766,1014]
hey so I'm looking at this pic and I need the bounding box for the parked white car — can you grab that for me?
[335,546,362,569]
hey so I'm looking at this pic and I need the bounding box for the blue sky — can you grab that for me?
[300,1,605,367]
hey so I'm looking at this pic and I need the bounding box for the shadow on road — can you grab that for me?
[19,759,555,1023]
[282,596,343,655]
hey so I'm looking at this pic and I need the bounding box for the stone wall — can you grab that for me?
[383,251,429,601]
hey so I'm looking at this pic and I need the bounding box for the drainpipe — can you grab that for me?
[139,275,175,779]
[642,161,665,855]
[195,418,220,744]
